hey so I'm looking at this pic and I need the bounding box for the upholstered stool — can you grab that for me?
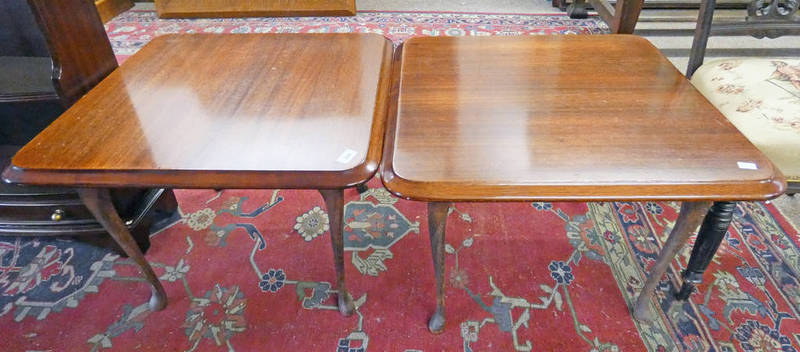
[691,58,800,192]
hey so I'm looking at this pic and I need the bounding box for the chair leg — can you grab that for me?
[78,188,167,311]
[610,0,645,34]
[427,201,450,334]
[633,201,710,320]
[319,189,355,316]
[675,201,736,300]
[567,0,588,19]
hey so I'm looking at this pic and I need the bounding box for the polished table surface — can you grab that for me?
[4,33,394,189]
[381,35,785,202]
[2,33,394,316]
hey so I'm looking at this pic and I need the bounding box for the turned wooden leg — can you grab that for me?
[633,201,710,320]
[78,188,167,311]
[427,202,450,334]
[675,201,736,300]
[319,189,355,316]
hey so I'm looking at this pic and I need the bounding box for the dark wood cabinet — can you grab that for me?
[0,0,176,254]
[0,147,176,255]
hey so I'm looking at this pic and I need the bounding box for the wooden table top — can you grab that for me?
[381,35,786,202]
[4,34,394,189]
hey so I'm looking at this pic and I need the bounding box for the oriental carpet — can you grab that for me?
[2,10,799,352]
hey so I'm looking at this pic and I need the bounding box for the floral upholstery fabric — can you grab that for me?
[691,58,800,183]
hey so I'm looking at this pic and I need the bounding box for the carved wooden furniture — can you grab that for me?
[380,35,786,333]
[1,146,175,255]
[1,0,63,146]
[0,0,177,311]
[687,0,800,194]
[3,33,394,315]
[1,0,118,145]
[154,0,356,18]
[1,0,176,236]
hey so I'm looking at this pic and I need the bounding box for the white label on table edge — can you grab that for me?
[737,161,758,170]
[336,149,358,164]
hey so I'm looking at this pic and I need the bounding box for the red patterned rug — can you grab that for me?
[3,10,800,352]
[104,10,608,62]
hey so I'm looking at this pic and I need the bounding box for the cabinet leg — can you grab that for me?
[78,188,167,311]
[427,202,450,333]
[150,189,179,234]
[633,201,710,320]
[130,225,152,254]
[154,188,178,216]
[319,189,355,316]
[675,201,736,300]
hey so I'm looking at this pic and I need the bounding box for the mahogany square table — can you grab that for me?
[380,35,786,333]
[3,33,394,314]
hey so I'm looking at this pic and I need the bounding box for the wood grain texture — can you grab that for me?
[154,0,355,18]
[94,0,133,23]
[610,0,645,33]
[4,34,394,189]
[380,35,786,202]
[2,0,117,144]
[27,0,118,106]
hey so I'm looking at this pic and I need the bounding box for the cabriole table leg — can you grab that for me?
[633,201,711,320]
[78,188,167,311]
[427,201,451,334]
[320,189,356,316]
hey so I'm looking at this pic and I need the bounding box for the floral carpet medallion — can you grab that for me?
[2,9,800,352]
[344,189,420,277]
[0,238,118,322]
